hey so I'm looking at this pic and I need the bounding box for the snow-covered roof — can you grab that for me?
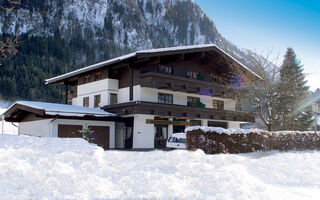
[4,101,116,119]
[45,44,262,84]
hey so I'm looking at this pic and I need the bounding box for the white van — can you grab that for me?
[166,132,186,149]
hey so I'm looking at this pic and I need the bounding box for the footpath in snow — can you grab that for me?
[0,134,320,200]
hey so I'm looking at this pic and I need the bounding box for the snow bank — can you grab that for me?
[1,134,320,199]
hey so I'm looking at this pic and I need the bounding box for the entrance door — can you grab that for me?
[125,127,133,149]
[154,125,168,148]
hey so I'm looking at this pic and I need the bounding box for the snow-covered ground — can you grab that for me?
[1,134,320,200]
[0,108,18,135]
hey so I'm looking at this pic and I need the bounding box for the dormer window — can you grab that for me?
[158,65,172,74]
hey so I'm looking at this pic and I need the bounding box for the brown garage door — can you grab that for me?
[58,125,110,150]
[58,125,82,138]
[90,126,110,150]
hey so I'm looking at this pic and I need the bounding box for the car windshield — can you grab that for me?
[168,137,185,143]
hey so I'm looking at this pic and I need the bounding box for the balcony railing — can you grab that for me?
[139,72,229,97]
[103,101,255,123]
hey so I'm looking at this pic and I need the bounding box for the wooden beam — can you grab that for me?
[129,63,134,101]
[64,82,68,104]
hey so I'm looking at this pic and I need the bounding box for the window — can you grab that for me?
[158,93,173,104]
[94,72,102,81]
[158,65,172,74]
[110,93,118,105]
[210,73,225,84]
[83,97,89,107]
[84,75,90,84]
[94,95,101,108]
[186,71,199,79]
[212,100,224,110]
[187,96,200,107]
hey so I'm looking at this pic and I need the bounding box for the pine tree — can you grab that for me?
[79,123,94,142]
[278,48,313,131]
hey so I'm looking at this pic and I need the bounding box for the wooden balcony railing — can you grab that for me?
[103,101,255,123]
[139,72,229,97]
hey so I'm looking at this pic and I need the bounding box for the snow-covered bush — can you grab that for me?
[186,126,320,154]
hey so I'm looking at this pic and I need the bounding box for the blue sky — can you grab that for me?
[195,0,320,91]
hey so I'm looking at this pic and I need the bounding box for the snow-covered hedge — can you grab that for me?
[185,126,320,154]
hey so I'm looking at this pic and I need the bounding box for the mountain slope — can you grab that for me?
[0,0,254,102]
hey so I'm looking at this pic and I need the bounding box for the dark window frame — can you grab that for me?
[94,72,102,81]
[186,71,199,79]
[110,93,118,105]
[94,94,101,108]
[84,75,90,84]
[83,97,89,107]
[187,96,200,107]
[158,93,173,104]
[212,100,224,110]
[158,65,173,74]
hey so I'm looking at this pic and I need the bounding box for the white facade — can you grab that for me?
[134,85,236,111]
[132,114,155,149]
[19,119,115,148]
[19,119,52,137]
[73,78,119,108]
[129,114,241,149]
[73,81,236,111]
[68,80,245,149]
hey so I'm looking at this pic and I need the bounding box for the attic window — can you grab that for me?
[94,72,102,81]
[186,71,198,79]
[158,65,172,74]
[84,75,90,84]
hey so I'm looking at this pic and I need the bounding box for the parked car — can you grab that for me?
[166,132,186,149]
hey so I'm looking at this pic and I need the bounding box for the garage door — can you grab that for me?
[58,125,82,138]
[58,125,110,150]
[89,126,110,150]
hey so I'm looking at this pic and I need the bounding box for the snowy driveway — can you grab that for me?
[0,134,320,200]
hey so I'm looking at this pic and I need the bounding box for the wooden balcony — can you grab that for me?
[103,101,255,123]
[139,72,228,97]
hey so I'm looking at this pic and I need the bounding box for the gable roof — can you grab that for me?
[45,44,262,84]
[4,101,116,122]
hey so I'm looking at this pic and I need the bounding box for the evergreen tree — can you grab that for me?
[278,48,313,131]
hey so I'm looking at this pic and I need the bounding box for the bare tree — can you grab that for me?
[0,0,21,64]
[245,50,281,131]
